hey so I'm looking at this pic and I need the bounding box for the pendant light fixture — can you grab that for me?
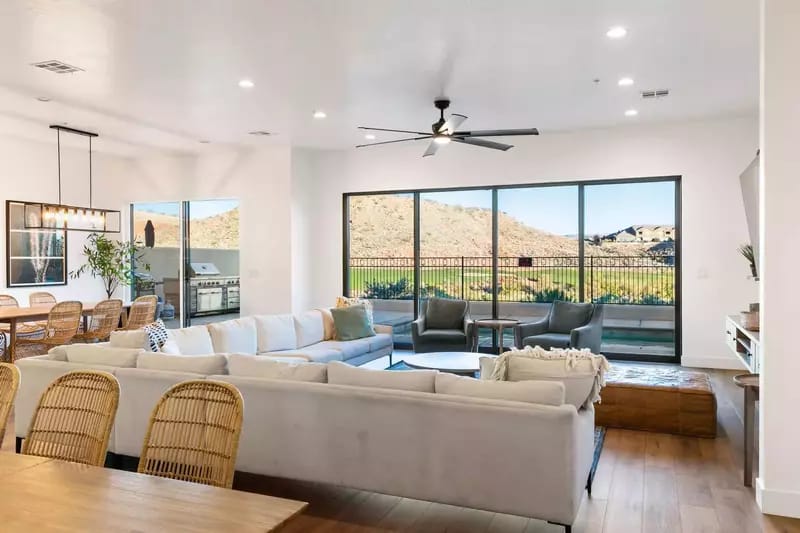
[23,125,121,233]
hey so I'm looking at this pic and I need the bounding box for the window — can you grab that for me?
[344,177,680,362]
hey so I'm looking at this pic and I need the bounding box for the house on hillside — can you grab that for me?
[605,224,675,243]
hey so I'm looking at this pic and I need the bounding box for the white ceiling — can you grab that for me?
[0,0,759,154]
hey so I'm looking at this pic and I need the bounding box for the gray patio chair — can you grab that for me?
[515,301,604,354]
[412,298,474,353]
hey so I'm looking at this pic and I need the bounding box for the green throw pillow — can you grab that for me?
[331,304,376,341]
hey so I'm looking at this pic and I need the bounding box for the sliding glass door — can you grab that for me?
[344,177,680,361]
[131,199,240,328]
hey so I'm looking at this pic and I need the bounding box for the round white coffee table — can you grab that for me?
[401,352,496,377]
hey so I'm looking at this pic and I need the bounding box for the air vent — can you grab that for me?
[31,60,83,74]
[248,131,271,136]
[641,89,670,99]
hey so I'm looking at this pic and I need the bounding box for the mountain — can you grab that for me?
[349,196,647,258]
[132,209,239,249]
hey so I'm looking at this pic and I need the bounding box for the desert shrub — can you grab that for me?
[531,288,572,303]
[363,278,414,299]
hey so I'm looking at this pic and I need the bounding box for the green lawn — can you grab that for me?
[349,265,675,304]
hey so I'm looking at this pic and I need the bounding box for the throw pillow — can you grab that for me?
[142,319,169,352]
[253,314,298,352]
[316,308,337,340]
[227,354,327,382]
[435,372,565,406]
[331,305,375,341]
[484,346,609,409]
[109,329,152,351]
[137,353,227,375]
[294,310,325,347]
[327,360,436,393]
[335,296,375,326]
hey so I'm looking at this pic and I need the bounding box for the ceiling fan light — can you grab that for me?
[433,135,451,145]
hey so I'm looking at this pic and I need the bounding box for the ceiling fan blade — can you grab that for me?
[452,128,539,137]
[358,126,431,135]
[356,135,431,148]
[438,113,468,134]
[422,140,440,157]
[452,137,513,151]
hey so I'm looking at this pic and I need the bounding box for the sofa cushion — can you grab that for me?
[294,310,325,347]
[522,333,571,349]
[254,314,297,352]
[137,353,227,375]
[425,298,467,330]
[208,317,257,355]
[65,345,142,368]
[420,329,466,342]
[314,339,372,360]
[166,325,215,355]
[327,361,436,393]
[109,329,152,351]
[317,308,337,340]
[548,301,593,334]
[367,333,393,352]
[227,354,327,382]
[435,372,565,406]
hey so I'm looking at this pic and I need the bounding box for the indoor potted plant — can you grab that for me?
[738,244,758,279]
[70,233,150,298]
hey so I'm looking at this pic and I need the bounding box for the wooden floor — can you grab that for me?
[4,368,800,532]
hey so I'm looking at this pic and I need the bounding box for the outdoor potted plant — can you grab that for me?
[70,233,150,298]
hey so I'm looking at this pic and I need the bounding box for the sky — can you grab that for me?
[420,181,675,236]
[133,199,239,220]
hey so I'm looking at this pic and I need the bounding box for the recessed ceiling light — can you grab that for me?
[618,77,634,87]
[313,110,327,119]
[606,26,627,39]
[36,96,51,102]
[238,79,254,89]
[364,134,376,140]
[624,109,639,117]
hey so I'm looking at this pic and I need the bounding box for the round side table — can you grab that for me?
[733,373,759,487]
[473,318,519,353]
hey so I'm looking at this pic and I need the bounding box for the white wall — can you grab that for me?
[757,0,800,518]
[293,115,759,368]
[0,132,138,302]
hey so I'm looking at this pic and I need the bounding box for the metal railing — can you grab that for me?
[349,255,675,305]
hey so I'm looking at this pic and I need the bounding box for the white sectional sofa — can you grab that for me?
[121,310,393,365]
[14,344,595,532]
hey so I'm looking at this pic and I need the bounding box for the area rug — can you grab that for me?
[387,361,607,481]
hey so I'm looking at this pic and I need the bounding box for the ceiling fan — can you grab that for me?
[356,98,539,157]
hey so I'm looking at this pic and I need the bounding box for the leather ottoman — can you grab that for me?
[595,364,717,438]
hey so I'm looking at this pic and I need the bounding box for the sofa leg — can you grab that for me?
[587,470,594,497]
[15,437,22,453]
[547,521,571,533]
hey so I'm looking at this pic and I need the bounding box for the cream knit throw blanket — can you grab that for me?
[490,346,610,406]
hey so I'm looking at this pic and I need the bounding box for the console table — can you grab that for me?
[725,315,761,373]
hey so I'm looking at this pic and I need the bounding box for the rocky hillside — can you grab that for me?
[349,195,649,257]
[132,209,239,249]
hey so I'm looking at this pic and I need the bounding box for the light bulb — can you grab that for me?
[433,135,451,145]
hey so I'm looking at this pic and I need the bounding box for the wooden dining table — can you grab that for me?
[0,453,307,531]
[0,301,132,363]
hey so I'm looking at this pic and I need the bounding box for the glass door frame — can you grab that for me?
[343,175,682,364]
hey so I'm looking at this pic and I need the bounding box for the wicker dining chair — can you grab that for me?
[29,292,57,306]
[22,370,119,466]
[15,301,83,358]
[0,295,45,360]
[138,380,244,488]
[125,295,158,330]
[0,363,21,448]
[74,299,123,343]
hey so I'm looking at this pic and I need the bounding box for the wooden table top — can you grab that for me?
[0,301,131,321]
[0,453,307,532]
